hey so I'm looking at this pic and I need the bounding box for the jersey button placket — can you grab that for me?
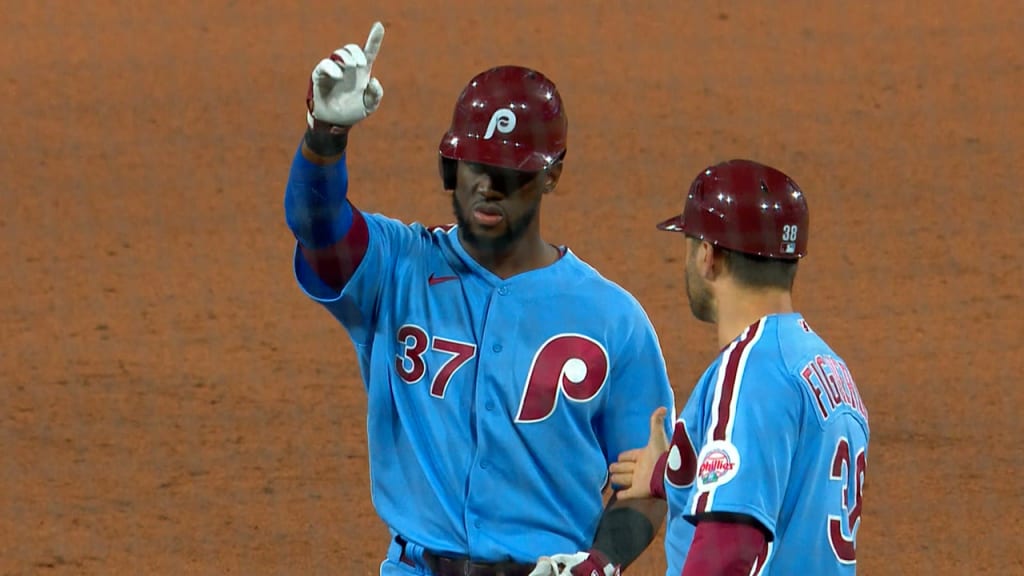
[466,285,507,547]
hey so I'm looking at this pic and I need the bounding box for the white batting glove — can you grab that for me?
[528,557,558,576]
[529,552,620,576]
[306,21,385,133]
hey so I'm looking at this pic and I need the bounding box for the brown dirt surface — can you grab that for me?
[2,1,1021,575]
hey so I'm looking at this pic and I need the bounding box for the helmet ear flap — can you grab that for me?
[439,157,457,190]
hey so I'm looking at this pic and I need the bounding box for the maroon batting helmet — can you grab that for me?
[438,65,568,190]
[657,159,809,259]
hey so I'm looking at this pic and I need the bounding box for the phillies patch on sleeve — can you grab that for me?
[695,440,741,490]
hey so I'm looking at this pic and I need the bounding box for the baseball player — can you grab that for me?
[283,22,675,576]
[608,159,871,575]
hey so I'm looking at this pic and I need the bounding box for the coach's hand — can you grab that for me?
[529,551,620,576]
[609,406,670,500]
[306,21,386,132]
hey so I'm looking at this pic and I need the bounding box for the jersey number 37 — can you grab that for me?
[394,325,609,424]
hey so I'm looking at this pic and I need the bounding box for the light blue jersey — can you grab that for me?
[293,211,675,564]
[663,313,869,575]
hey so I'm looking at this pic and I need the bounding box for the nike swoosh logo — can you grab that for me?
[428,273,459,286]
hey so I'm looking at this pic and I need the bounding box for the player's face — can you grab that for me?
[685,237,716,323]
[452,161,548,253]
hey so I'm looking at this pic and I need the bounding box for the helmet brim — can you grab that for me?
[438,132,558,174]
[655,214,686,233]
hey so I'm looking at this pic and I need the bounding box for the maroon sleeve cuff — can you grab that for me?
[680,520,768,576]
[650,451,670,500]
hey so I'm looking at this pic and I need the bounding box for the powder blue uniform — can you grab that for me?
[293,211,675,569]
[662,313,869,575]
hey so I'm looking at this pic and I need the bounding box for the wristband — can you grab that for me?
[304,126,349,158]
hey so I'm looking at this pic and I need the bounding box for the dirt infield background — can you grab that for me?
[2,1,1021,574]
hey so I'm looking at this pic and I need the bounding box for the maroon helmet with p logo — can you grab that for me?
[657,159,810,259]
[438,65,568,190]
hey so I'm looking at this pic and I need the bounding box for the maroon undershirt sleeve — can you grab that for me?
[299,204,370,291]
[680,520,768,576]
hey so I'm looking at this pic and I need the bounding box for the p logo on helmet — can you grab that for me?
[484,109,517,140]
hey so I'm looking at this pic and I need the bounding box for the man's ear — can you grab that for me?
[696,241,720,280]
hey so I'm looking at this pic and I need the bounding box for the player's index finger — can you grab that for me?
[364,21,385,65]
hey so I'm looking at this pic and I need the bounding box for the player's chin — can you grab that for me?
[473,223,507,237]
[466,228,518,254]
[690,301,715,324]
